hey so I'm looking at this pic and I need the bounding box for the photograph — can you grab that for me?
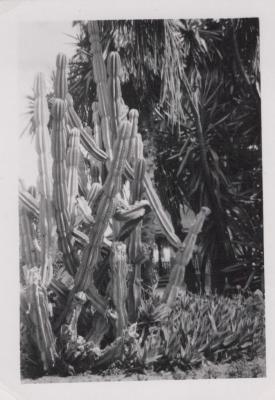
[18,18,265,383]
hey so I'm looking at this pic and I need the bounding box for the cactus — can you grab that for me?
[22,268,58,371]
[109,242,128,337]
[19,206,40,270]
[128,159,146,320]
[88,21,113,161]
[143,172,181,249]
[51,98,79,275]
[107,51,128,142]
[67,127,80,222]
[162,207,211,306]
[19,187,39,218]
[60,291,87,343]
[33,72,57,285]
[66,93,108,163]
[55,53,68,99]
[75,121,131,291]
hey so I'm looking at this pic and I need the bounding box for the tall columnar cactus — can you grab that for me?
[162,207,211,306]
[109,242,128,337]
[75,120,132,291]
[33,72,56,286]
[128,159,146,320]
[88,21,113,161]
[51,98,79,275]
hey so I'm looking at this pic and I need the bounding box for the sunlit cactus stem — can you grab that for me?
[51,98,79,275]
[55,53,68,99]
[33,72,56,286]
[88,21,113,161]
[67,127,80,223]
[107,51,128,142]
[19,205,40,271]
[109,242,128,337]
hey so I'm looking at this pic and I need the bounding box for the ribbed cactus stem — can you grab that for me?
[87,182,102,211]
[61,291,87,343]
[33,72,56,286]
[24,268,57,371]
[55,53,68,99]
[78,151,88,197]
[107,51,128,142]
[162,207,211,306]
[19,206,40,269]
[74,121,131,291]
[143,172,181,249]
[19,187,39,218]
[51,98,78,275]
[66,94,108,163]
[128,159,146,321]
[88,21,113,161]
[109,242,128,337]
[127,110,139,165]
[67,127,80,223]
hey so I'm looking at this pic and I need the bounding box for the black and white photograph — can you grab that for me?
[1,1,275,398]
[17,17,265,383]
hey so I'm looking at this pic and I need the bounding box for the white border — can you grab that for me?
[0,1,274,399]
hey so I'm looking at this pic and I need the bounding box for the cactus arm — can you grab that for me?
[143,172,181,249]
[66,127,80,222]
[19,206,40,269]
[113,199,150,222]
[124,160,134,180]
[107,52,126,142]
[109,242,128,337]
[88,21,113,161]
[78,151,88,197]
[162,207,211,306]
[127,159,146,320]
[66,94,108,162]
[19,188,40,218]
[87,182,103,210]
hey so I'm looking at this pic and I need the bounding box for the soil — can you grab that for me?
[22,357,265,383]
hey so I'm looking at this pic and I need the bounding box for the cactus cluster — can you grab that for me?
[19,20,210,374]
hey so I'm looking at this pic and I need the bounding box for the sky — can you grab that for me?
[18,21,77,186]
